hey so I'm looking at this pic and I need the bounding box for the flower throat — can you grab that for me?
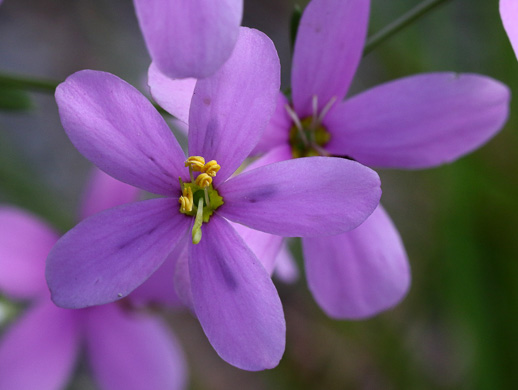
[179,156,223,244]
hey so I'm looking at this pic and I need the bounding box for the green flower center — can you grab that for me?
[289,117,331,158]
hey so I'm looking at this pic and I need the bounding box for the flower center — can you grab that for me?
[285,95,336,158]
[179,156,224,244]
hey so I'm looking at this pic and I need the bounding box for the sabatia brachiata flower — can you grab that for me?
[46,28,382,370]
[251,0,510,319]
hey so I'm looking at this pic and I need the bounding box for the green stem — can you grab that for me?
[0,71,170,115]
[0,72,59,92]
[363,0,454,55]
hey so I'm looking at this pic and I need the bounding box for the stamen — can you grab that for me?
[192,197,204,244]
[285,104,309,146]
[203,160,221,177]
[204,187,210,206]
[310,95,319,130]
[195,173,212,188]
[178,186,193,212]
[185,156,206,171]
[310,142,331,157]
[317,96,337,124]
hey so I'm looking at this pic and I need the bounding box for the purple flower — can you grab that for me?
[133,0,243,79]
[251,0,511,319]
[0,169,187,390]
[46,27,381,370]
[501,0,518,59]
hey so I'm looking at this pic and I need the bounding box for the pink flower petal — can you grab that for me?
[148,63,196,124]
[292,0,369,117]
[218,157,381,237]
[86,304,187,390]
[325,73,510,169]
[189,215,285,370]
[0,207,58,300]
[46,199,190,308]
[0,301,81,390]
[134,0,243,79]
[501,0,518,59]
[79,168,140,220]
[56,70,187,196]
[303,206,410,319]
[188,27,280,184]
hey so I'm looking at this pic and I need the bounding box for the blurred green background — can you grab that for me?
[1,0,517,389]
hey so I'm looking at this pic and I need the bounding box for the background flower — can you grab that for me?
[0,169,187,390]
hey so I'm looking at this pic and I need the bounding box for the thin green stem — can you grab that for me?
[0,72,59,92]
[363,0,454,56]
[0,71,170,115]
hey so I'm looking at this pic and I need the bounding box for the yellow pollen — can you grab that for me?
[185,156,206,171]
[195,173,212,188]
[178,187,193,213]
[203,160,221,177]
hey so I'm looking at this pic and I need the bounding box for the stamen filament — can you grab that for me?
[310,95,319,131]
[189,167,194,182]
[285,104,309,147]
[204,187,210,206]
[192,197,204,244]
[317,96,337,124]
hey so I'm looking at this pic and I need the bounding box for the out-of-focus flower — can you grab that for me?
[251,0,511,319]
[133,0,243,79]
[501,0,518,59]
[46,27,381,370]
[0,169,187,390]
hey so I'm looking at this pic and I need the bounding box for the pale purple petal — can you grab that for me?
[303,206,410,319]
[130,242,186,308]
[218,157,381,237]
[252,93,291,155]
[0,207,58,300]
[134,0,243,79]
[86,304,187,390]
[188,27,281,184]
[501,0,518,59]
[189,215,285,370]
[292,0,369,117]
[325,73,510,169]
[0,301,81,390]
[79,168,140,220]
[148,63,196,124]
[173,245,195,313]
[46,199,190,308]
[230,221,283,274]
[56,70,187,196]
[273,241,299,284]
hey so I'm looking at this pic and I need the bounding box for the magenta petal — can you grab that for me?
[273,241,299,284]
[134,0,242,79]
[501,0,518,59]
[292,0,369,117]
[79,168,140,220]
[303,206,410,319]
[230,221,284,274]
[252,93,292,155]
[130,241,186,308]
[325,73,510,169]
[188,27,281,184]
[148,63,196,124]
[0,207,58,300]
[173,246,195,312]
[46,199,190,308]
[86,304,187,390]
[56,70,187,196]
[0,301,81,390]
[189,215,285,370]
[218,157,381,237]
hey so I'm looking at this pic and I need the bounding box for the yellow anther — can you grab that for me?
[185,156,206,171]
[195,173,212,188]
[178,187,193,213]
[203,160,221,177]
